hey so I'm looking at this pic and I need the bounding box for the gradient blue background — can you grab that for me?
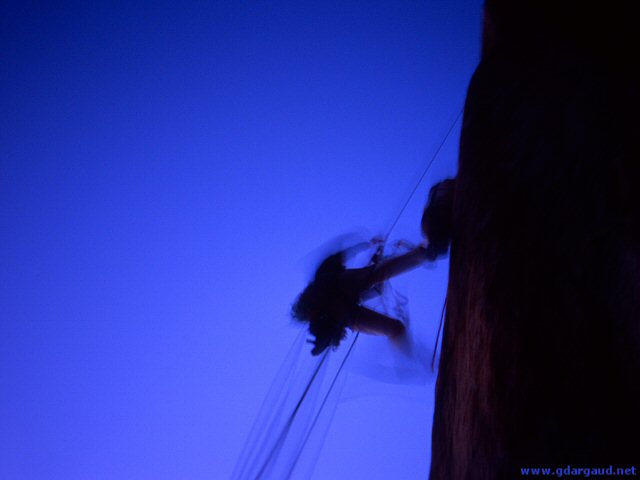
[1,1,481,478]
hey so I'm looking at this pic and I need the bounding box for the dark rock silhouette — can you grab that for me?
[430,2,640,478]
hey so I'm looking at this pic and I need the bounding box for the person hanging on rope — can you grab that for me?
[292,178,456,355]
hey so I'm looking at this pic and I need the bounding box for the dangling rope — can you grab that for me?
[240,109,463,480]
[254,349,330,479]
[282,108,464,478]
[284,331,360,477]
[431,299,447,371]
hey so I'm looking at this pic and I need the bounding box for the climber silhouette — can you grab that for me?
[292,179,455,355]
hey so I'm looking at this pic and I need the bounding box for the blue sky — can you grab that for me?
[1,1,481,478]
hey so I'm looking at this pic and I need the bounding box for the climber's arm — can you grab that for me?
[366,246,431,285]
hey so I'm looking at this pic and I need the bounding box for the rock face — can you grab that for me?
[430,2,640,478]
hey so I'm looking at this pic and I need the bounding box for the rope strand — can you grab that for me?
[254,350,329,479]
[281,108,463,478]
[384,109,463,240]
[284,332,360,479]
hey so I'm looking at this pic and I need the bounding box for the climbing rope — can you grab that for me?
[248,108,463,479]
[283,108,463,478]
